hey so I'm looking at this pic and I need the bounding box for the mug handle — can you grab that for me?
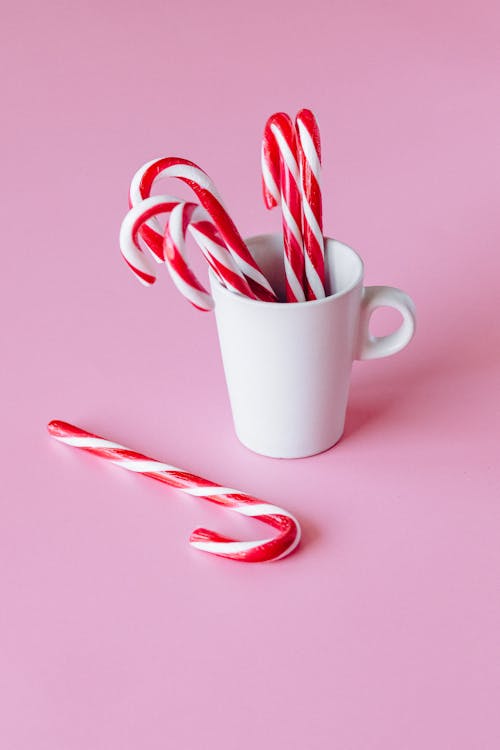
[356,286,416,361]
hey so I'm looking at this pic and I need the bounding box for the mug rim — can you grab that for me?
[209,233,365,308]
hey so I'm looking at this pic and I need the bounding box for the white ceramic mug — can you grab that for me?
[210,234,416,459]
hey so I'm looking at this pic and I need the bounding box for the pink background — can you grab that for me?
[2,1,500,748]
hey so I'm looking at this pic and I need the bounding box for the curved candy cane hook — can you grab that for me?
[120,195,256,309]
[119,194,185,286]
[129,156,277,302]
[47,421,301,563]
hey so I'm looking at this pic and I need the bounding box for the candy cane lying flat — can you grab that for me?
[295,109,326,300]
[262,113,306,302]
[130,157,277,302]
[48,421,301,563]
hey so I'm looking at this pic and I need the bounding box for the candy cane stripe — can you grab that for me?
[164,203,228,308]
[190,539,273,555]
[234,503,297,518]
[302,197,324,250]
[283,253,306,303]
[270,124,300,181]
[159,163,224,201]
[261,147,280,205]
[128,158,166,259]
[281,198,305,251]
[296,119,321,182]
[114,460,177,473]
[182,486,240,497]
[188,225,240,274]
[119,195,182,286]
[304,251,326,300]
[272,532,302,560]
[58,437,126,450]
[165,262,214,312]
[187,223,256,297]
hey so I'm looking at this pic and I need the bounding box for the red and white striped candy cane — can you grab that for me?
[295,109,326,300]
[119,194,181,286]
[120,196,256,310]
[130,157,277,302]
[48,420,301,563]
[262,113,306,302]
[164,202,257,302]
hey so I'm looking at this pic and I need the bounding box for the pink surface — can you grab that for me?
[2,1,500,747]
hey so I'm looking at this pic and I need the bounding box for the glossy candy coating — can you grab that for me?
[295,109,326,299]
[262,113,306,302]
[130,157,277,302]
[48,420,301,563]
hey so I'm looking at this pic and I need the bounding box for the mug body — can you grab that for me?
[210,235,364,458]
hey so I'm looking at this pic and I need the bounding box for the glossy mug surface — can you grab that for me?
[210,234,416,459]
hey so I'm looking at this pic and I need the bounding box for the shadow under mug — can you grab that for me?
[210,234,416,459]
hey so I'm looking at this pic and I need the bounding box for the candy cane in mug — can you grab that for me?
[262,112,306,302]
[295,109,326,299]
[119,194,182,286]
[48,420,301,562]
[120,196,257,310]
[130,157,277,302]
[164,202,260,303]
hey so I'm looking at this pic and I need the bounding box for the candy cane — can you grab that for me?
[120,196,256,309]
[119,194,182,286]
[262,113,306,302]
[165,202,258,302]
[295,109,326,300]
[161,201,217,310]
[129,157,277,302]
[48,421,301,563]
